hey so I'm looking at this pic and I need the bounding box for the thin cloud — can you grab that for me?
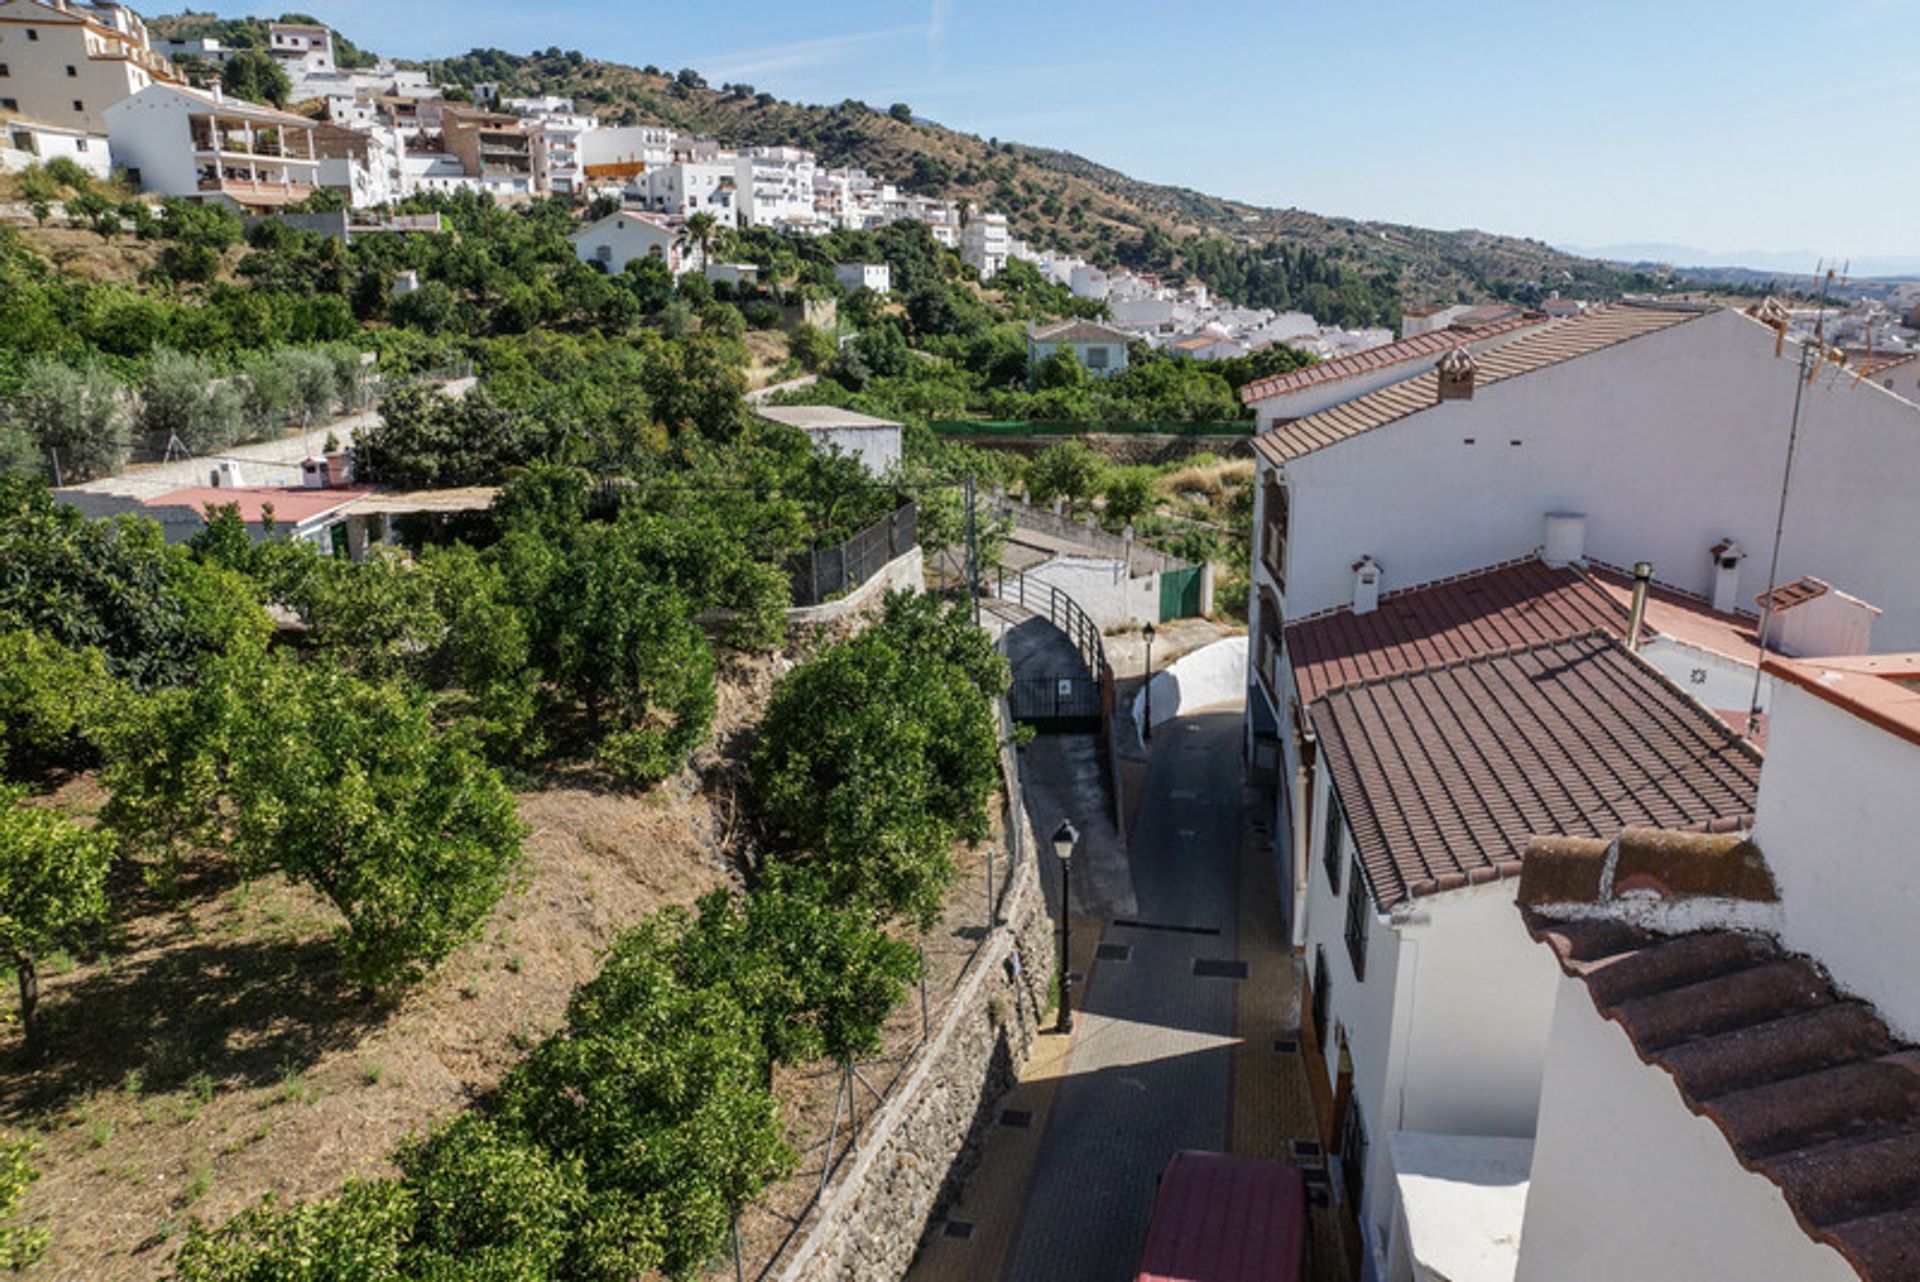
[702,25,922,83]
[928,0,953,74]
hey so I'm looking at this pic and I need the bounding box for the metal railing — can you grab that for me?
[986,562,1109,685]
[787,501,917,607]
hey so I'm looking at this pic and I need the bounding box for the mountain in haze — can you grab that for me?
[1567,243,1920,282]
[149,15,1677,317]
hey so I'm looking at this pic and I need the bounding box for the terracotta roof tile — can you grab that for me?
[1251,303,1714,466]
[1527,906,1920,1280]
[1029,319,1133,345]
[1759,575,1832,613]
[1237,314,1543,406]
[1284,559,1631,704]
[1313,635,1761,907]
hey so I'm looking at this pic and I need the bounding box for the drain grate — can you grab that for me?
[1290,1139,1324,1160]
[1095,942,1132,962]
[943,1220,975,1240]
[1193,958,1250,980]
[1273,1039,1298,1055]
[1113,918,1222,937]
[999,1108,1033,1129]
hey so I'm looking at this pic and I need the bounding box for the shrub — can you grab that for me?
[4,355,130,480]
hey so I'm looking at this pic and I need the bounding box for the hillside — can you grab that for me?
[141,19,1665,318]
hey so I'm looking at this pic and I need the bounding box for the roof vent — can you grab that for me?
[1541,512,1586,568]
[1709,539,1746,614]
[1436,347,1477,401]
[1352,555,1382,616]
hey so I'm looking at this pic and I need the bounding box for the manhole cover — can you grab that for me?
[999,1108,1033,1129]
[943,1220,975,1240]
[1095,942,1131,962]
[1193,959,1249,980]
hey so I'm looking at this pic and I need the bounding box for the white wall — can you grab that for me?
[1279,309,1920,648]
[1517,973,1856,1282]
[1020,554,1158,629]
[1635,637,1773,717]
[0,123,110,178]
[809,425,900,477]
[1753,679,1920,1041]
[1132,636,1246,739]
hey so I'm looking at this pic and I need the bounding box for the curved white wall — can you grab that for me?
[1131,637,1247,742]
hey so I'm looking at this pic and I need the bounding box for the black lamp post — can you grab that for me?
[1142,621,1158,742]
[1052,818,1078,1034]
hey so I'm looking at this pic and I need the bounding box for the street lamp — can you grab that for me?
[1142,621,1158,742]
[1052,818,1079,1035]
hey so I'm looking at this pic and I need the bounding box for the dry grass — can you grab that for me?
[1156,458,1254,501]
[3,224,166,285]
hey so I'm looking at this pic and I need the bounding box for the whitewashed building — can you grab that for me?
[754,405,902,475]
[0,0,181,133]
[1,112,108,176]
[567,209,688,276]
[1028,319,1132,379]
[834,262,890,295]
[961,210,1009,278]
[106,82,318,209]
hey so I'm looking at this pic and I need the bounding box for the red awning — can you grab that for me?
[1135,1150,1307,1282]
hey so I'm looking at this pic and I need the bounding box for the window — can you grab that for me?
[1,100,17,114]
[1310,946,1331,1048]
[0,64,9,77]
[26,28,38,41]
[1256,588,1284,698]
[1345,858,1370,981]
[1261,479,1290,590]
[73,101,84,114]
[66,65,78,77]
[1322,798,1346,894]
[74,139,88,152]
[1339,1097,1368,1208]
[1085,344,1110,370]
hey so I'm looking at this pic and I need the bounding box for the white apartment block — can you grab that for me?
[267,21,332,77]
[835,262,890,294]
[0,0,180,134]
[961,210,1009,278]
[106,81,318,210]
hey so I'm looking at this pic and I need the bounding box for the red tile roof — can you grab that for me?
[1251,303,1714,466]
[1238,313,1543,406]
[147,486,372,526]
[1313,635,1761,906]
[1586,562,1768,666]
[1525,872,1920,1281]
[1762,653,1920,754]
[1846,349,1917,379]
[1759,575,1832,613]
[1285,559,1632,705]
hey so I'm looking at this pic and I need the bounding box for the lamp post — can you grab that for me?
[1142,621,1158,742]
[1052,818,1078,1035]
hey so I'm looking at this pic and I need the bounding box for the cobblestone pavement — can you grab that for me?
[908,703,1347,1282]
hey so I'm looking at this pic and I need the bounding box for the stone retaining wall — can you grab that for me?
[774,724,1056,1282]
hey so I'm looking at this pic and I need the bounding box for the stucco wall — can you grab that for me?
[1021,555,1158,629]
[1516,973,1856,1282]
[1278,308,1920,648]
[1132,637,1246,740]
[1637,636,1773,717]
[1754,680,1920,1041]
[810,425,902,477]
[773,724,1055,1282]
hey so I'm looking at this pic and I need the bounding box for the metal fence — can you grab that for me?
[788,501,918,607]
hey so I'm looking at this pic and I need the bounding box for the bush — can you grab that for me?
[4,355,130,480]
[140,349,240,453]
[0,1137,46,1271]
[174,1181,415,1282]
[788,322,834,373]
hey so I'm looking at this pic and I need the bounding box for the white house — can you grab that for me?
[754,405,902,476]
[1,112,108,177]
[266,20,333,79]
[961,210,1009,279]
[106,82,318,210]
[632,158,738,226]
[567,209,688,276]
[1028,319,1132,379]
[1512,649,1920,1282]
[0,0,181,133]
[834,262,890,295]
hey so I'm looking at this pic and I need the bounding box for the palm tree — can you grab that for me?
[683,211,719,274]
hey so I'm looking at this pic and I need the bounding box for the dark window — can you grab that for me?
[1323,798,1345,894]
[66,65,77,77]
[0,64,10,76]
[1340,1097,1368,1207]
[1,100,17,113]
[26,28,39,41]
[1262,480,1291,590]
[72,100,84,113]
[1345,859,1370,981]
[74,138,88,151]
[1310,946,1330,1048]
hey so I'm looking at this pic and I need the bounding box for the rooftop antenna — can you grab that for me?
[1744,261,1845,740]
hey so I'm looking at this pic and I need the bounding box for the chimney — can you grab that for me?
[1626,561,1653,649]
[1436,346,1477,401]
[1709,539,1746,614]
[1352,555,1382,615]
[1541,512,1587,568]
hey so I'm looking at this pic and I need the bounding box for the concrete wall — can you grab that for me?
[1278,309,1920,648]
[1021,555,1159,629]
[1754,679,1920,1040]
[774,715,1056,1282]
[1516,973,1856,1282]
[0,123,111,178]
[781,547,924,628]
[1132,636,1246,740]
[810,425,901,477]
[1637,636,1773,717]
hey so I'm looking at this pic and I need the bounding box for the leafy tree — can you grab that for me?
[174,1180,416,1282]
[5,355,130,480]
[1024,439,1103,508]
[139,349,241,453]
[1101,466,1156,528]
[396,1115,585,1277]
[0,1136,46,1271]
[0,631,117,776]
[755,592,1006,926]
[219,48,292,107]
[787,322,835,373]
[0,785,115,1060]
[236,350,298,438]
[888,102,914,123]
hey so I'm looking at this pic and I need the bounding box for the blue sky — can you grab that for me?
[196,0,1920,262]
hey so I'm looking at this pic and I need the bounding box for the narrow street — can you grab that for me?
[909,692,1339,1282]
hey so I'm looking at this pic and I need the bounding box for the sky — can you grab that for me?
[195,0,1920,263]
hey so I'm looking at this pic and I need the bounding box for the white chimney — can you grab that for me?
[1542,512,1587,568]
[1709,539,1746,614]
[1352,555,1382,615]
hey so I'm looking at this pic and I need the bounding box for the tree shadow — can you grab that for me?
[0,931,391,1121]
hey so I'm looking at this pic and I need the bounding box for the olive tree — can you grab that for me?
[0,785,114,1059]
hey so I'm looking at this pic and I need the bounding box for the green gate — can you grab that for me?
[1159,566,1203,621]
